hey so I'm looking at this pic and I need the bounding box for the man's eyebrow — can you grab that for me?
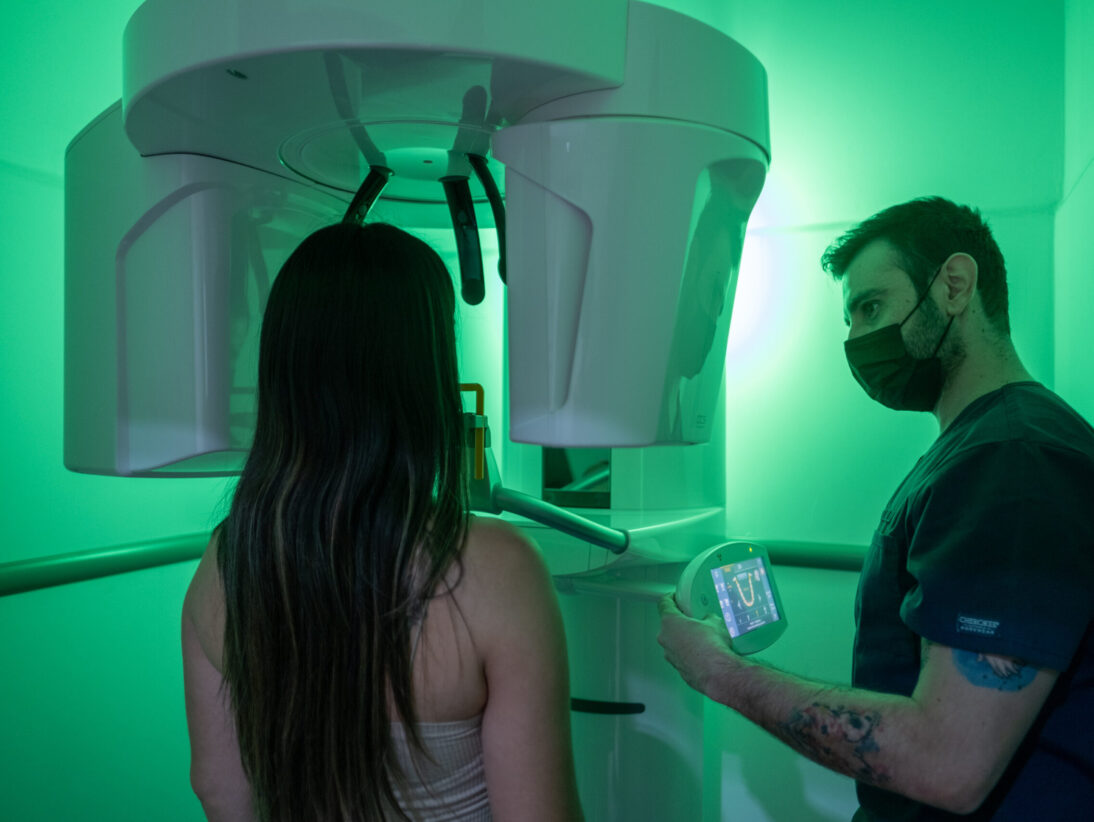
[844,287,886,324]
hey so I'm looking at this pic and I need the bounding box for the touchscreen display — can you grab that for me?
[710,556,781,637]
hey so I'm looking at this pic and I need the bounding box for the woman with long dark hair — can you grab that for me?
[182,223,582,821]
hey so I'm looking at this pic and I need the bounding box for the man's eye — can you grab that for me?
[862,301,880,320]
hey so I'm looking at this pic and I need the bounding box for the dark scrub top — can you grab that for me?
[852,382,1094,821]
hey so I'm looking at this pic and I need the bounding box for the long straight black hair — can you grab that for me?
[217,222,469,821]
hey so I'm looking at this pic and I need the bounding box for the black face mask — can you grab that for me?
[844,267,953,412]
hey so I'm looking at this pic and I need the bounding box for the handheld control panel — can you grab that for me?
[675,541,787,655]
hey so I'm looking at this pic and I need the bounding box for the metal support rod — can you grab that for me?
[441,175,485,305]
[342,166,393,225]
[492,486,630,555]
[468,154,507,284]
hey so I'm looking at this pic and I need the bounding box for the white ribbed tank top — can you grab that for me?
[386,604,491,820]
[388,716,491,820]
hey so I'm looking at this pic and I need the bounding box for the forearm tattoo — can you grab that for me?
[952,649,1037,691]
[777,702,890,784]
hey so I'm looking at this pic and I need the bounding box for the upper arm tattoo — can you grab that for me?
[952,649,1037,691]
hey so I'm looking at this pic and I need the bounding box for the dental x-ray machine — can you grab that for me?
[64,2,771,818]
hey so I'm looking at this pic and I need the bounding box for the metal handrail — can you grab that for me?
[0,531,865,599]
[764,540,866,572]
[0,533,208,597]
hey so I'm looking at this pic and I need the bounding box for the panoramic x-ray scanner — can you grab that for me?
[65,0,768,475]
[64,1,770,818]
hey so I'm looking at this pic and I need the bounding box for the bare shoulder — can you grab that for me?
[458,515,550,595]
[182,531,226,671]
[465,514,540,557]
[451,516,557,640]
[183,533,222,616]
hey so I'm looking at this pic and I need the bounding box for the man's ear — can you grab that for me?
[936,252,978,316]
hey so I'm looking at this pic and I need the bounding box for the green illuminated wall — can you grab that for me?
[0,2,1086,822]
[0,4,220,821]
[0,3,235,563]
[716,0,1065,550]
[1055,0,1094,421]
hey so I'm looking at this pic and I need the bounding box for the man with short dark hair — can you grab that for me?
[658,197,1094,819]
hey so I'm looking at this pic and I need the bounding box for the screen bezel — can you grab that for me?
[699,542,787,655]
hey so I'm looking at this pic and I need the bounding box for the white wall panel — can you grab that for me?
[0,2,142,175]
[1053,181,1094,420]
[1064,0,1094,194]
[1055,0,1094,420]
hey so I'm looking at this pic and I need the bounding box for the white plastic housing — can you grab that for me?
[64,104,345,476]
[121,0,627,220]
[675,541,788,655]
[498,123,765,445]
[494,1,768,445]
[65,0,768,467]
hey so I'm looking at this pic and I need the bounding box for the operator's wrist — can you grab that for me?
[700,643,751,704]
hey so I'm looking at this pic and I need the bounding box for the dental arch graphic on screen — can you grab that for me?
[711,556,780,637]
